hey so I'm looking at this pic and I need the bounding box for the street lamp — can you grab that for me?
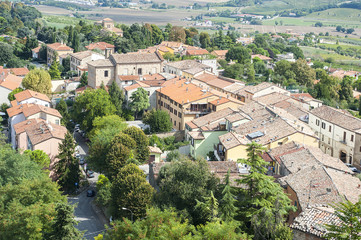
[122,207,134,222]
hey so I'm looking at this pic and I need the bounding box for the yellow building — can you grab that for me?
[156,79,243,130]
[217,117,318,161]
[47,43,73,65]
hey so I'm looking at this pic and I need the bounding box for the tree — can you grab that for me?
[226,46,251,64]
[78,72,88,88]
[87,115,127,173]
[325,199,361,240]
[315,22,323,27]
[123,126,150,163]
[49,59,61,79]
[168,26,186,43]
[336,25,342,32]
[54,132,80,192]
[96,174,112,207]
[155,159,219,225]
[46,202,83,240]
[73,89,116,132]
[7,87,23,102]
[143,109,172,133]
[339,76,354,103]
[223,63,244,80]
[237,142,295,236]
[193,220,250,240]
[291,59,316,87]
[0,142,67,239]
[108,81,124,116]
[111,163,154,220]
[23,149,50,168]
[219,170,238,222]
[0,42,14,65]
[22,68,52,94]
[56,98,69,126]
[195,191,219,222]
[72,31,80,52]
[129,88,150,119]
[200,32,211,49]
[346,28,355,34]
[105,133,135,179]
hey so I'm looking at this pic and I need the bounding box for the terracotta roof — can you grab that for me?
[10,100,17,107]
[244,82,278,94]
[159,41,183,48]
[124,83,141,92]
[110,52,163,64]
[254,92,291,106]
[188,131,205,140]
[10,68,29,76]
[211,50,228,57]
[186,49,209,56]
[149,146,162,154]
[118,75,139,81]
[238,101,273,120]
[32,46,41,53]
[209,98,230,106]
[22,104,62,118]
[0,74,22,91]
[85,42,115,50]
[15,89,50,103]
[251,54,272,61]
[194,73,219,83]
[290,206,341,237]
[25,122,67,145]
[47,43,73,51]
[102,18,113,22]
[7,104,32,117]
[283,166,343,210]
[156,79,213,104]
[14,118,45,135]
[182,67,205,75]
[310,105,361,132]
[141,80,166,87]
[142,73,167,81]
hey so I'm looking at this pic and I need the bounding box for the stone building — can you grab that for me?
[87,52,164,88]
[46,43,73,65]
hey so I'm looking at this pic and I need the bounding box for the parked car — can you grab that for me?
[87,189,95,197]
[87,170,94,178]
[346,163,361,173]
[75,153,80,159]
[79,157,85,165]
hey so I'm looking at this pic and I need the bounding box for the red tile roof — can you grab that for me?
[10,68,29,76]
[186,49,209,56]
[47,43,73,51]
[0,74,22,91]
[85,42,115,50]
[15,89,50,103]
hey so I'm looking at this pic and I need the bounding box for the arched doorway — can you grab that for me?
[339,151,347,163]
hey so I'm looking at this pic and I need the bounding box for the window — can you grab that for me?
[343,132,347,142]
[174,120,176,126]
[316,119,320,126]
[322,134,324,141]
[329,126,331,132]
[351,135,354,142]
[104,70,108,77]
[191,138,194,146]
[321,122,326,129]
[138,68,142,75]
[178,113,182,118]
[174,110,177,115]
[55,119,60,125]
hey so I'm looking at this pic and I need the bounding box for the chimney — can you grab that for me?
[105,48,111,59]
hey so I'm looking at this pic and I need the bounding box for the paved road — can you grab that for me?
[69,131,104,239]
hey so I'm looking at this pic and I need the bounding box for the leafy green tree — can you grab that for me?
[155,159,219,225]
[111,163,154,220]
[103,208,194,239]
[325,199,361,240]
[46,202,83,240]
[105,134,135,179]
[193,220,250,240]
[291,59,316,87]
[143,109,172,133]
[223,63,244,80]
[49,59,62,79]
[129,88,150,119]
[61,56,70,75]
[219,170,238,222]
[237,142,295,236]
[108,81,124,116]
[73,89,116,132]
[72,31,80,52]
[89,115,127,139]
[23,149,50,168]
[123,126,150,163]
[339,76,354,103]
[78,72,88,88]
[56,98,69,126]
[200,32,211,49]
[226,46,251,64]
[0,142,67,239]
[0,42,14,65]
[96,174,112,207]
[7,87,23,102]
[22,68,52,94]
[54,132,80,192]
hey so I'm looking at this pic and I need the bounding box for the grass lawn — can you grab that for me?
[42,15,94,28]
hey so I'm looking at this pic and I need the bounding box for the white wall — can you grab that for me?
[20,98,50,107]
[0,87,11,105]
[10,113,25,148]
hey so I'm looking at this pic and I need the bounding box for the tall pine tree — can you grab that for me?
[55,132,80,192]
[46,202,83,240]
[219,170,238,222]
[49,57,61,80]
[108,81,124,116]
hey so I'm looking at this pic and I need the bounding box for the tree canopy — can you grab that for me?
[22,68,52,94]
[143,109,172,133]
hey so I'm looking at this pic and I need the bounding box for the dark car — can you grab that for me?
[87,170,94,178]
[87,190,95,197]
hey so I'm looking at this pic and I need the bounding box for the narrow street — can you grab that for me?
[69,131,105,239]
